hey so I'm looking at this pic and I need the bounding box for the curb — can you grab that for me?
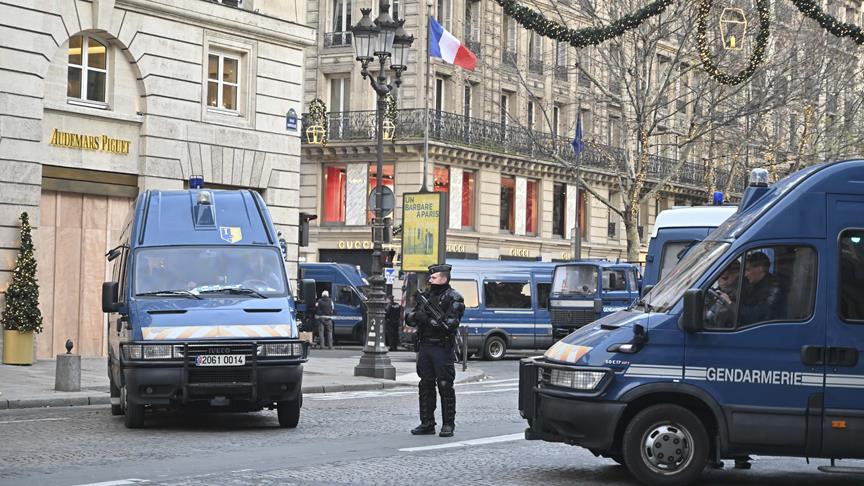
[0,370,486,410]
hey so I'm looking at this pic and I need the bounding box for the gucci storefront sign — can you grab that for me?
[49,128,131,155]
[337,240,373,250]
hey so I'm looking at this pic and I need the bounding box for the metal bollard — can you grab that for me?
[55,339,81,392]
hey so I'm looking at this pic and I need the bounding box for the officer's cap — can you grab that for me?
[428,263,452,274]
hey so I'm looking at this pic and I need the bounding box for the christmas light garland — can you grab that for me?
[696,0,771,85]
[307,97,329,146]
[791,0,864,44]
[492,0,674,48]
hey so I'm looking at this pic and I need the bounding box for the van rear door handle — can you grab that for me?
[801,345,825,366]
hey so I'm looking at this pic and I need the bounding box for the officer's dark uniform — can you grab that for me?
[406,263,465,437]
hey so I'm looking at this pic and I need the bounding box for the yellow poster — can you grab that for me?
[401,192,446,272]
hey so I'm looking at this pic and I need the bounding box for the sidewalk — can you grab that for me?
[0,350,484,410]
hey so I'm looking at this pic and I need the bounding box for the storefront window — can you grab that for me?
[462,171,475,228]
[434,166,449,192]
[526,179,538,234]
[500,176,515,233]
[323,165,346,223]
[367,164,395,223]
[552,183,566,237]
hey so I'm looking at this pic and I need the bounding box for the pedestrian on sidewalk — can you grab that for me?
[406,263,465,438]
[385,295,402,351]
[315,290,335,350]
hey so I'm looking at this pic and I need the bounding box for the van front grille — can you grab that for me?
[550,309,594,327]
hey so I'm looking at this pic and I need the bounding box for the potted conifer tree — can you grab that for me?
[2,212,43,365]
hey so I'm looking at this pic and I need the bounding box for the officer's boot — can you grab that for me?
[438,379,456,437]
[411,380,437,435]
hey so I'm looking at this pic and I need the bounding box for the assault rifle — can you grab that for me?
[415,292,468,370]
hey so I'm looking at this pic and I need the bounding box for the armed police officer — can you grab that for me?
[406,263,465,437]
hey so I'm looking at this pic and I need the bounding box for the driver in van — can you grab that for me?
[706,260,740,328]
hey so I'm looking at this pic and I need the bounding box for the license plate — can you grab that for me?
[195,355,246,366]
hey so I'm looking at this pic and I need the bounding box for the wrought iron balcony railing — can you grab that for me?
[529,58,544,75]
[301,109,743,190]
[324,31,352,48]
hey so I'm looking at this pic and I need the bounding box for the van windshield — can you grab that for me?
[552,265,598,296]
[135,247,287,297]
[646,241,729,312]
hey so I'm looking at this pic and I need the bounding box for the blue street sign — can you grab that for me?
[286,108,298,131]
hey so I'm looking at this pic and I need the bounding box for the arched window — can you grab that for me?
[67,35,108,103]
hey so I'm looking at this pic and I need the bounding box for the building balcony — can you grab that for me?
[324,31,352,48]
[301,109,743,190]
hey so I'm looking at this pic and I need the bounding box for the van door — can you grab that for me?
[333,283,363,341]
[822,196,864,458]
[685,244,822,455]
[482,279,534,352]
[601,268,631,315]
[534,277,553,349]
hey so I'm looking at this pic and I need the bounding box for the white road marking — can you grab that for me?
[70,480,148,486]
[0,417,69,425]
[457,378,518,386]
[459,387,519,395]
[399,433,524,452]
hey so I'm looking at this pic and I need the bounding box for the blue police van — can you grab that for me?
[549,260,641,339]
[520,162,864,485]
[299,262,369,343]
[642,205,737,288]
[102,188,311,428]
[402,259,557,360]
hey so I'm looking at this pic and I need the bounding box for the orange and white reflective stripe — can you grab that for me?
[544,341,591,363]
[142,324,294,340]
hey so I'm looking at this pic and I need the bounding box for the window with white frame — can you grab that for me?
[207,52,240,111]
[67,34,108,104]
[329,76,351,137]
[437,0,452,30]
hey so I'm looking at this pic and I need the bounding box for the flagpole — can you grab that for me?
[421,0,433,193]
[573,104,583,260]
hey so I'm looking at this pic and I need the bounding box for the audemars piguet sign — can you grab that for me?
[49,128,131,155]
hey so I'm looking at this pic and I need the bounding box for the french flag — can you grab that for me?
[429,17,477,71]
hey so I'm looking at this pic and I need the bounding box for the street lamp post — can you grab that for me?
[351,1,413,379]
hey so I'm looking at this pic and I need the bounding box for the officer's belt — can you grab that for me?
[419,337,449,344]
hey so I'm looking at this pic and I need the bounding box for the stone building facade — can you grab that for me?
[0,0,314,358]
[299,0,713,275]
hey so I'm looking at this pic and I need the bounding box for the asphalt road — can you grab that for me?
[0,350,861,486]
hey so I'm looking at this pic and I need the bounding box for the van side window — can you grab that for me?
[602,270,627,291]
[484,281,531,309]
[839,230,864,322]
[536,282,551,309]
[450,280,479,308]
[334,284,358,307]
[659,241,693,281]
[703,245,817,330]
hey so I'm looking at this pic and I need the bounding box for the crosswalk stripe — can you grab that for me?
[399,433,524,452]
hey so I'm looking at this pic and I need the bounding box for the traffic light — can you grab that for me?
[299,212,317,247]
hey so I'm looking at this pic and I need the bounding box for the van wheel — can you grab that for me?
[482,336,507,361]
[109,378,123,416]
[277,399,301,428]
[622,404,708,486]
[122,385,145,429]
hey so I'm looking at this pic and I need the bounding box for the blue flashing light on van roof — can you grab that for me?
[189,174,204,189]
[519,161,864,485]
[712,191,724,205]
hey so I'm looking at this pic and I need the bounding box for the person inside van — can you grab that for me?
[706,260,740,328]
[739,251,785,325]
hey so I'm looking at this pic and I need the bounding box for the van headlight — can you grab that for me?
[256,342,304,358]
[122,344,184,360]
[549,369,605,390]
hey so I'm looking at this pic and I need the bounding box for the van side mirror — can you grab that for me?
[681,289,705,332]
[102,282,120,313]
[641,284,654,298]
